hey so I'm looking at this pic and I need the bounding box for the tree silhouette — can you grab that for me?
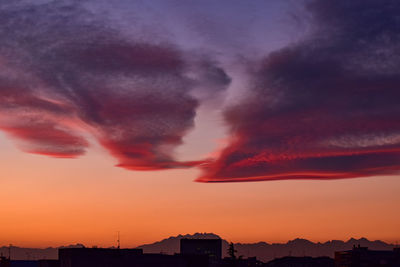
[228,242,237,260]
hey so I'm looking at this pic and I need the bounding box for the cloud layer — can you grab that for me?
[199,0,400,182]
[1,0,400,182]
[0,0,228,169]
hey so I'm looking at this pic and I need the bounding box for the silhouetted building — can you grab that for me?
[9,261,38,267]
[0,256,10,267]
[335,246,400,267]
[180,239,222,260]
[220,256,264,267]
[59,248,208,267]
[38,260,59,267]
[59,248,142,267]
[265,256,334,267]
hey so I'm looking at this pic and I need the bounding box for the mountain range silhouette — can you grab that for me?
[1,233,395,262]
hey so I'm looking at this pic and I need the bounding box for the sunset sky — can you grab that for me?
[1,0,400,248]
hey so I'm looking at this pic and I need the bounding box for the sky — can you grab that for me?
[0,0,400,247]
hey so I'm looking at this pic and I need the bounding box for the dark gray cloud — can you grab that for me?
[2,0,399,182]
[0,0,229,168]
[199,0,400,182]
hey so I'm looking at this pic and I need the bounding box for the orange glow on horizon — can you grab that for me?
[1,133,399,248]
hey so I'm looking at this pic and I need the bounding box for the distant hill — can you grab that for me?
[136,233,395,262]
[233,237,394,262]
[1,234,395,262]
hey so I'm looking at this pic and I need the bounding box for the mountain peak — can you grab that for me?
[164,233,221,241]
[347,237,371,243]
[287,238,314,245]
[136,233,223,255]
[186,232,221,239]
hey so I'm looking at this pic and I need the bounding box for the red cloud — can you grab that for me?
[0,1,228,170]
[2,0,400,183]
[0,123,88,158]
[199,0,400,182]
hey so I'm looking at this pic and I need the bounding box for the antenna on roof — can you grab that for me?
[117,231,120,249]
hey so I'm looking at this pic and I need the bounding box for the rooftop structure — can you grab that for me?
[59,247,208,267]
[180,239,222,260]
[335,245,400,267]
